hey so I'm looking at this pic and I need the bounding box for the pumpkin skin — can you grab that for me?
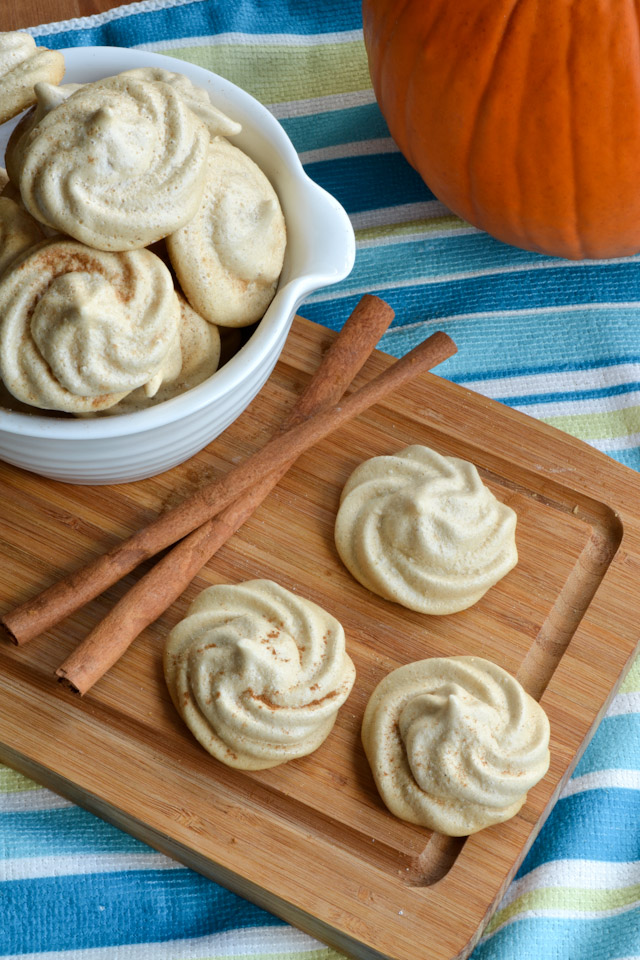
[362,0,640,259]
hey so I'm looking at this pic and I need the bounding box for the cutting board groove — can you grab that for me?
[0,315,639,960]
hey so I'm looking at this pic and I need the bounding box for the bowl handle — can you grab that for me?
[280,176,355,304]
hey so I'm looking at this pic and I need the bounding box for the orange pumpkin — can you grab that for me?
[362,0,640,259]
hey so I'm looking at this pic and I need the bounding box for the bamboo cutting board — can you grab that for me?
[0,314,638,960]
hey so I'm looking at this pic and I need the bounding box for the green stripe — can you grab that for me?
[0,764,39,793]
[542,406,640,442]
[620,653,640,694]
[160,42,371,104]
[355,215,469,242]
[486,884,640,935]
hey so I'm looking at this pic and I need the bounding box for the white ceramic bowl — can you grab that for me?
[0,46,355,484]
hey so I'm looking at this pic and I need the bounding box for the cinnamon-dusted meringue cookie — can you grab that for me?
[0,238,181,413]
[5,81,83,185]
[166,137,286,327]
[17,75,209,250]
[85,295,221,415]
[335,445,517,614]
[0,32,65,125]
[362,657,550,835]
[164,579,356,769]
[118,67,241,139]
[0,195,45,276]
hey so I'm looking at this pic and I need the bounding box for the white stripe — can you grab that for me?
[299,137,398,165]
[1,852,181,881]
[561,769,640,798]
[511,388,640,420]
[308,255,640,301]
[350,201,454,231]
[499,858,640,911]
[607,691,640,717]
[481,900,640,941]
[268,89,377,119]
[28,0,196,36]
[0,925,324,960]
[0,788,73,813]
[137,29,364,50]
[464,362,640,401]
[588,432,640,453]
[378,300,640,334]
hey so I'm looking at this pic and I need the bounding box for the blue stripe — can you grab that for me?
[281,103,389,153]
[471,910,640,960]
[573,714,640,778]
[454,355,640,383]
[0,870,284,953]
[608,447,640,470]
[515,789,640,876]
[499,382,640,407]
[352,231,556,283]
[0,808,148,858]
[301,274,640,375]
[33,0,363,49]
[305,153,436,212]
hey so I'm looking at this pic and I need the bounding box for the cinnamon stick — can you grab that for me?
[2,312,456,648]
[55,294,395,693]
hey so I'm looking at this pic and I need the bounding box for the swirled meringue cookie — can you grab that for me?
[0,238,181,413]
[85,295,221,416]
[118,67,242,139]
[335,445,517,614]
[167,137,286,327]
[0,32,65,125]
[17,75,209,250]
[164,579,356,769]
[5,81,83,185]
[0,195,45,276]
[362,657,550,835]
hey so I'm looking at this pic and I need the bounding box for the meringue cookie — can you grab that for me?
[166,137,286,327]
[164,579,356,769]
[362,657,550,835]
[5,81,83,185]
[0,195,45,276]
[85,295,221,415]
[0,32,65,125]
[0,238,181,413]
[17,74,209,250]
[118,67,241,139]
[335,445,517,614]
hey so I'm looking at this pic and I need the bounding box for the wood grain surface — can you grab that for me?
[1,315,639,960]
[0,0,132,31]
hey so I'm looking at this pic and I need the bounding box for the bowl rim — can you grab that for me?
[0,46,355,440]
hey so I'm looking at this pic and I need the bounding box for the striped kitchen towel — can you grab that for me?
[1,1,639,958]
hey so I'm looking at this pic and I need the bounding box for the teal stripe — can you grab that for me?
[345,230,559,287]
[573,713,640,777]
[280,103,389,152]
[472,910,640,960]
[0,808,149,858]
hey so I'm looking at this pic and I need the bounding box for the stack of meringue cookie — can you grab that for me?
[0,33,286,416]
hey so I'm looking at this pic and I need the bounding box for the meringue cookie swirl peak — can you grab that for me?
[0,32,65,125]
[164,579,356,769]
[17,75,209,251]
[118,67,242,140]
[335,444,518,614]
[167,137,286,328]
[0,238,181,413]
[362,657,551,835]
